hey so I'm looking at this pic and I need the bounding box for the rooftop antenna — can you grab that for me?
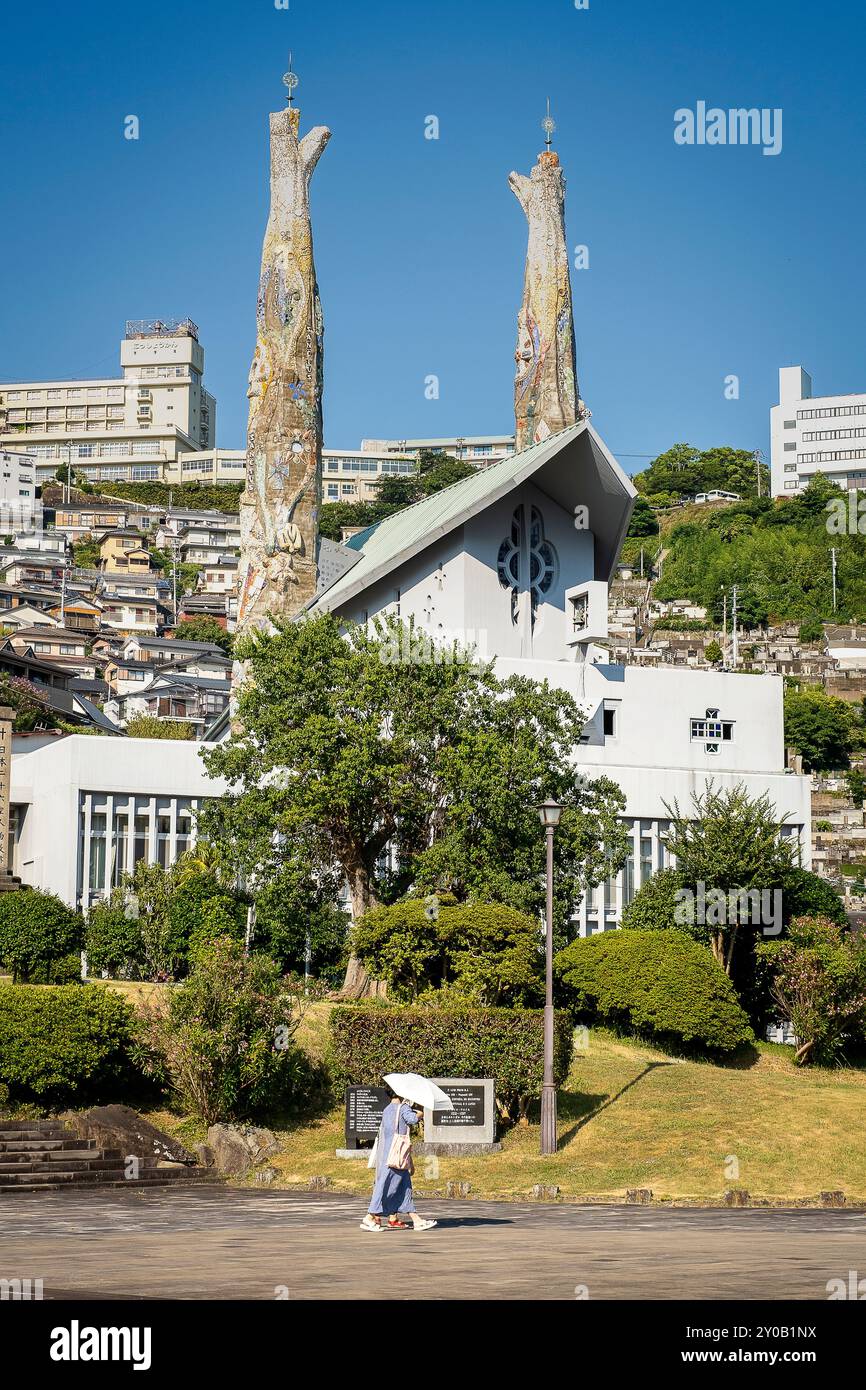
[541,97,556,152]
[282,52,299,107]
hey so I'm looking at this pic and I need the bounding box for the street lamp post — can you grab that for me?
[538,798,562,1155]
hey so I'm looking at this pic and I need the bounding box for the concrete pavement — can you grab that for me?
[3,1188,865,1300]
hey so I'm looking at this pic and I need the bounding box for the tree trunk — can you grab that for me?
[337,862,386,1000]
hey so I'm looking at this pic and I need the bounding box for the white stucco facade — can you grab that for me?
[8,421,811,925]
[10,735,225,910]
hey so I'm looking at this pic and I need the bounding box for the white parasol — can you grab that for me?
[384,1072,454,1112]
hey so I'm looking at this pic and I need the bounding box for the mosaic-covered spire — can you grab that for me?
[509,105,583,451]
[236,71,330,635]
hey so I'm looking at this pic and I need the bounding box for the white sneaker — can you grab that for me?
[412,1218,437,1231]
[360,1216,384,1232]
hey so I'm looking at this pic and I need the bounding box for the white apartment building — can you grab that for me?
[771,365,866,496]
[361,434,516,466]
[0,448,39,535]
[0,319,216,486]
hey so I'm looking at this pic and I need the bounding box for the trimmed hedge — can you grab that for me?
[352,898,543,1004]
[554,930,754,1053]
[0,983,141,1104]
[329,1003,573,1120]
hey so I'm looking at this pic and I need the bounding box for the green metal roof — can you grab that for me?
[311,422,593,613]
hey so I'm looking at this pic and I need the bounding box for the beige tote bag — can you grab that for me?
[386,1101,413,1171]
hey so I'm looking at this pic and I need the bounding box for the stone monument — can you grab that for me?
[417,1078,501,1155]
[509,102,586,451]
[236,59,330,640]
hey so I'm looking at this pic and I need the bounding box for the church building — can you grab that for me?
[8,92,811,928]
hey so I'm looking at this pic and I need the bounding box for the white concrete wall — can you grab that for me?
[11,735,226,906]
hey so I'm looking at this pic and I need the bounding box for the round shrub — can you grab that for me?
[0,983,140,1104]
[0,889,83,983]
[352,898,543,1004]
[554,929,754,1053]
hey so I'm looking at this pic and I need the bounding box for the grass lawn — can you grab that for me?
[147,1014,866,1205]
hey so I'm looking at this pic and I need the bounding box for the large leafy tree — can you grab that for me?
[202,614,628,996]
[783,686,856,772]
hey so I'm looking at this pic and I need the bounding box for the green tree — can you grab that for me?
[0,889,83,983]
[662,784,798,975]
[784,687,855,771]
[626,496,660,538]
[202,613,628,996]
[352,898,544,1005]
[172,618,234,655]
[705,639,723,665]
[0,675,61,731]
[757,916,866,1065]
[72,537,102,569]
[138,937,312,1124]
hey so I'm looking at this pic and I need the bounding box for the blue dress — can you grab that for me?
[368,1101,419,1216]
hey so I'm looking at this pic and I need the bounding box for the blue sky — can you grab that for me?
[2,0,864,472]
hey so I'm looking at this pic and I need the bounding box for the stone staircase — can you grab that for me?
[0,1119,222,1193]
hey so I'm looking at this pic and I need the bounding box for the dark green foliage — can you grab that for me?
[352,898,543,1004]
[652,474,866,627]
[329,1003,573,1120]
[97,481,243,513]
[633,444,768,502]
[85,899,144,978]
[202,613,629,998]
[784,687,855,771]
[252,864,349,979]
[0,889,83,983]
[554,930,754,1053]
[798,618,824,644]
[626,496,660,538]
[620,868,684,933]
[782,869,847,928]
[0,984,140,1103]
[847,769,866,806]
[172,617,234,655]
[139,938,315,1124]
[318,451,476,541]
[757,917,866,1065]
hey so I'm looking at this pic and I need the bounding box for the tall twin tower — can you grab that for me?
[236,86,581,639]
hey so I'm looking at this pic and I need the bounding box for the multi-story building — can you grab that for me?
[0,448,39,535]
[771,365,866,496]
[361,434,516,465]
[0,319,216,485]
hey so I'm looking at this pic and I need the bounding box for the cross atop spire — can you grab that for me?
[282,52,299,106]
[541,97,556,152]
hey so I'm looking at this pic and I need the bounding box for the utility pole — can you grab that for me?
[172,538,179,623]
[754,449,764,499]
[731,585,739,669]
[831,547,838,612]
[65,441,74,506]
[60,562,68,628]
[722,592,728,666]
